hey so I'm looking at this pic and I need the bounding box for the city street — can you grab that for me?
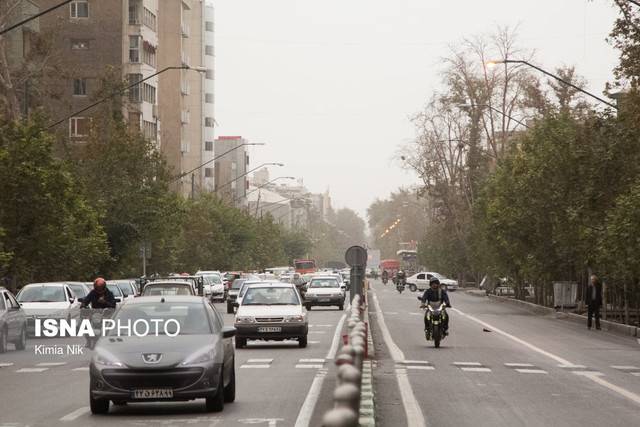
[0,303,346,427]
[368,280,640,427]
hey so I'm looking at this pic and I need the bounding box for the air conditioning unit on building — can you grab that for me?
[180,142,190,153]
[181,22,190,38]
[181,110,190,124]
[181,52,190,67]
[181,80,190,95]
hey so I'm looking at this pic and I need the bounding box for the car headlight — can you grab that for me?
[284,315,306,323]
[235,316,255,324]
[181,346,216,365]
[94,349,124,367]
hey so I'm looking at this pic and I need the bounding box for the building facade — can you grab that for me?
[214,136,249,203]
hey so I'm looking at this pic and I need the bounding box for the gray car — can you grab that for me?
[89,295,236,414]
[0,287,27,353]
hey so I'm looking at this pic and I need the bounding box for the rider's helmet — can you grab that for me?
[429,277,440,287]
[93,277,107,293]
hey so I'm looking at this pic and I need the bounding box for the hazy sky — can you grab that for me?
[214,0,621,218]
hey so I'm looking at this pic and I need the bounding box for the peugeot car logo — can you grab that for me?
[142,353,162,364]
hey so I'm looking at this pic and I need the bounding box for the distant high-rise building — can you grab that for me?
[214,136,249,204]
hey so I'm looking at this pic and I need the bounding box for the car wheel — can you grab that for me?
[305,304,312,311]
[338,304,344,311]
[235,337,246,349]
[226,303,234,314]
[0,328,7,353]
[224,360,236,403]
[205,370,225,412]
[409,284,417,292]
[299,335,308,348]
[90,393,110,414]
[15,325,27,351]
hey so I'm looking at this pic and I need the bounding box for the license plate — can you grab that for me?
[319,298,331,302]
[133,389,173,399]
[257,326,282,333]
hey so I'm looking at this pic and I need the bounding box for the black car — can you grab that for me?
[0,287,27,353]
[89,296,236,414]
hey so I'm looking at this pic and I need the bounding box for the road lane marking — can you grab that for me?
[451,307,640,407]
[405,366,435,371]
[515,369,548,374]
[0,363,14,367]
[558,364,587,369]
[294,369,328,427]
[72,367,89,371]
[299,358,325,363]
[454,362,482,366]
[372,289,426,427]
[59,406,89,421]
[309,341,321,344]
[611,366,640,371]
[325,313,347,360]
[247,358,273,363]
[295,364,324,369]
[505,363,534,367]
[36,362,67,366]
[240,364,270,369]
[309,331,327,334]
[460,367,492,373]
[632,373,640,377]
[16,368,48,372]
[400,360,432,365]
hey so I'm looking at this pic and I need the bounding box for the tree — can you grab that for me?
[0,118,109,289]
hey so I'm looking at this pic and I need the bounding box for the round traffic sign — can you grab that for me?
[345,245,368,267]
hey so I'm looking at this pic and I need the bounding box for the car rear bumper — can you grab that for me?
[305,295,345,306]
[234,324,308,339]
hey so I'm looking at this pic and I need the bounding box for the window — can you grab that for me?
[128,73,142,102]
[128,112,141,130]
[205,45,214,56]
[71,39,90,50]
[205,117,215,127]
[205,141,213,151]
[417,274,425,280]
[143,120,157,141]
[70,1,89,18]
[129,36,141,63]
[69,117,90,137]
[205,69,214,80]
[205,93,214,104]
[142,83,156,104]
[143,8,157,31]
[73,78,87,96]
[205,21,214,32]
[205,168,213,178]
[128,0,141,24]
[143,41,156,67]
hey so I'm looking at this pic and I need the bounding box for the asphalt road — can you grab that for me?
[0,301,346,427]
[369,279,640,427]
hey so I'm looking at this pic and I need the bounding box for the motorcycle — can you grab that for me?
[419,298,448,348]
[396,278,406,293]
[382,276,388,285]
[80,308,115,349]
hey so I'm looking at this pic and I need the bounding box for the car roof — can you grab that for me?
[22,282,68,287]
[124,295,205,304]
[310,275,340,280]
[244,282,294,289]
[145,281,192,286]
[196,271,220,274]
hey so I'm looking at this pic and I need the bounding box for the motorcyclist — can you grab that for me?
[396,270,407,285]
[381,270,389,283]
[419,278,451,335]
[81,277,117,309]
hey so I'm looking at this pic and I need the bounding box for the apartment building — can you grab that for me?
[214,136,249,204]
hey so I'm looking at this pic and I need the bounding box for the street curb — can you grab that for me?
[488,294,638,337]
[359,291,376,427]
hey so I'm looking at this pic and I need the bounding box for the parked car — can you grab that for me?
[407,272,459,292]
[196,271,226,302]
[234,282,308,349]
[106,283,125,304]
[0,287,27,353]
[109,280,137,302]
[16,282,82,333]
[89,295,236,414]
[304,276,345,311]
[141,281,195,296]
[226,278,247,314]
[67,282,91,300]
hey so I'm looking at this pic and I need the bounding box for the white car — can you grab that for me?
[16,283,82,331]
[195,271,226,301]
[234,282,308,349]
[109,280,136,301]
[304,276,346,310]
[407,272,459,292]
[236,280,281,306]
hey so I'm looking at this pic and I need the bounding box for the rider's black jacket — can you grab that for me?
[81,289,116,309]
[420,288,451,307]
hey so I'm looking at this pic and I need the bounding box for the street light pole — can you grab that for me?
[216,162,284,200]
[47,65,206,130]
[487,59,617,109]
[234,176,295,203]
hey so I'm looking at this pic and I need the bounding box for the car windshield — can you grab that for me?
[309,279,340,288]
[143,285,193,296]
[231,279,245,290]
[106,284,123,297]
[242,287,300,305]
[109,301,212,335]
[205,275,222,285]
[68,284,88,297]
[17,286,66,302]
[115,283,131,295]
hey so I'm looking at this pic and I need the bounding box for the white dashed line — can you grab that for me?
[558,364,587,369]
[16,368,49,373]
[505,363,534,368]
[611,366,640,371]
[309,331,327,334]
[247,358,273,363]
[454,362,482,366]
[632,373,640,377]
[515,369,548,374]
[295,364,325,369]
[401,360,432,365]
[72,367,90,371]
[0,363,14,367]
[405,366,435,371]
[461,367,492,373]
[240,364,270,369]
[299,358,325,363]
[573,371,605,377]
[36,362,67,367]
[308,341,321,344]
[59,406,90,421]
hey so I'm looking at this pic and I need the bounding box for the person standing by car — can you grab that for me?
[81,278,116,309]
[586,275,603,330]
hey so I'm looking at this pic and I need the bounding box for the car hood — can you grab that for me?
[95,334,220,368]
[20,302,71,315]
[306,288,343,295]
[236,305,303,317]
[441,279,457,285]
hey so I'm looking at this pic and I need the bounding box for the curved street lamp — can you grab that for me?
[216,162,284,194]
[234,176,296,203]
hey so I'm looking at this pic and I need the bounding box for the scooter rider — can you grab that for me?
[381,270,389,283]
[396,269,407,285]
[81,277,117,309]
[419,278,451,335]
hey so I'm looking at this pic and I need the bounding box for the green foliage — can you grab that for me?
[0,118,109,285]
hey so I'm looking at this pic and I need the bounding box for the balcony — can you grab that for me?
[181,22,190,38]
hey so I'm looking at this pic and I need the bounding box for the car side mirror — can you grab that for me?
[9,305,20,311]
[115,297,122,303]
[69,298,75,304]
[222,326,236,338]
